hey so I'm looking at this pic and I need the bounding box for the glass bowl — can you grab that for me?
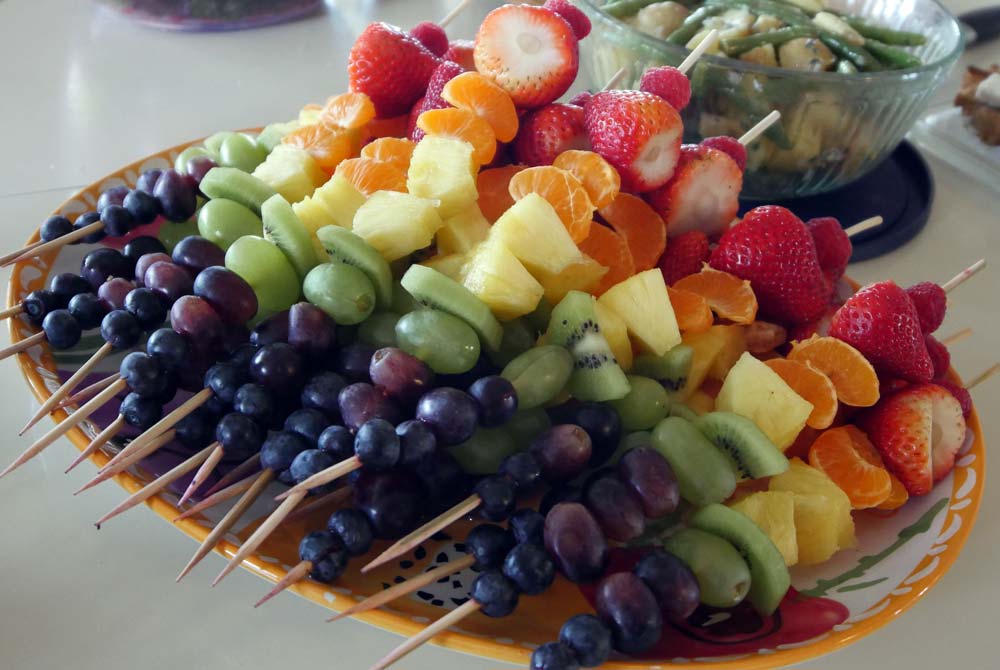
[576,0,964,200]
[94,0,325,31]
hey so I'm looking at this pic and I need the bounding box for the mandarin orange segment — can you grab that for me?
[477,165,524,223]
[764,358,839,430]
[366,114,410,140]
[788,336,880,408]
[578,224,635,296]
[554,150,622,209]
[282,124,354,175]
[876,472,909,511]
[808,425,893,509]
[361,137,416,172]
[597,192,666,271]
[667,286,713,334]
[321,92,377,130]
[508,166,595,243]
[417,107,497,166]
[334,157,407,195]
[672,266,758,325]
[441,72,520,143]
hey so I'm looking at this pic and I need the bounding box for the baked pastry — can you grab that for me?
[955,65,1000,146]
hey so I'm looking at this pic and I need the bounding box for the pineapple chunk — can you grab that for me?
[707,325,747,380]
[422,253,467,280]
[770,458,856,566]
[308,174,367,231]
[252,144,327,204]
[298,104,323,126]
[594,301,633,372]
[292,196,334,238]
[716,352,813,451]
[673,325,738,401]
[536,255,608,304]
[597,269,681,356]
[352,191,443,262]
[462,236,544,320]
[491,194,581,276]
[407,137,478,218]
[438,205,491,256]
[730,491,799,566]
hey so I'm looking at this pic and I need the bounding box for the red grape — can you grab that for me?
[288,302,337,360]
[170,295,224,351]
[134,253,172,286]
[617,447,680,519]
[193,266,258,324]
[595,572,663,654]
[583,474,645,542]
[97,277,135,311]
[369,347,433,404]
[145,261,193,304]
[544,502,608,583]
[172,235,225,275]
[531,425,592,483]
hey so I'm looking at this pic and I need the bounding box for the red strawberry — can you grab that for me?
[584,90,683,193]
[806,217,852,284]
[709,206,830,324]
[410,21,449,57]
[906,281,947,333]
[408,61,465,142]
[829,281,934,383]
[924,334,951,379]
[513,103,589,166]
[646,144,741,237]
[443,39,476,71]
[860,383,966,494]
[935,380,973,418]
[567,91,593,107]
[349,22,442,118]
[700,136,746,171]
[474,5,579,109]
[640,66,691,111]
[787,303,839,343]
[657,231,710,286]
[543,0,592,39]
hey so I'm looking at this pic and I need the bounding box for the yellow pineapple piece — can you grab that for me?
[491,194,581,276]
[716,352,813,451]
[422,253,467,280]
[707,325,748,380]
[407,137,478,218]
[438,205,491,256]
[252,144,327,204]
[298,104,323,126]
[673,325,734,401]
[597,269,681,356]
[352,191,443,262]
[594,301,633,371]
[730,491,799,566]
[535,255,608,304]
[310,174,367,230]
[462,236,544,320]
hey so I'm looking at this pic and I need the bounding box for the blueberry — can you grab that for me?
[100,310,141,350]
[68,293,108,330]
[395,419,436,467]
[123,236,167,263]
[499,452,542,492]
[301,371,346,419]
[530,641,580,670]
[228,343,258,370]
[573,403,622,466]
[175,408,216,450]
[509,509,545,546]
[298,530,340,563]
[81,248,132,289]
[39,216,73,242]
[135,169,163,195]
[468,376,518,427]
[261,431,310,474]
[284,409,332,447]
[41,309,81,350]
[503,543,555,595]
[474,476,516,522]
[327,508,374,557]
[49,272,92,304]
[119,352,166,398]
[73,211,106,244]
[233,383,273,425]
[289,449,336,486]
[23,290,59,325]
[415,387,479,446]
[204,362,248,404]
[336,343,375,382]
[470,570,519,618]
[145,327,189,370]
[124,287,167,330]
[311,551,349,582]
[97,185,129,213]
[466,524,516,570]
[413,452,469,509]
[123,190,161,225]
[120,392,163,430]
[317,425,353,461]
[559,614,612,667]
[354,419,400,470]
[215,413,263,462]
[101,204,136,238]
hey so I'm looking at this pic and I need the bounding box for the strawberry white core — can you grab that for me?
[485,11,570,80]
[633,126,682,190]
[666,155,741,236]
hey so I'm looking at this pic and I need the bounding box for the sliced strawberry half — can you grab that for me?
[646,144,742,237]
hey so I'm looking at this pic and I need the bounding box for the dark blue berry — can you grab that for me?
[233,383,273,425]
[68,293,108,330]
[540,485,583,516]
[97,186,129,213]
[81,248,132,289]
[101,204,136,238]
[204,362,248,404]
[124,287,167,330]
[298,530,340,563]
[73,212,106,244]
[123,190,161,225]
[41,309,81,350]
[503,543,555,595]
[301,371,346,419]
[311,551,349,582]
[470,571,519,617]
[135,169,163,195]
[228,343,258,369]
[354,419,400,470]
[396,419,436,467]
[413,452,469,508]
[573,403,622,466]
[415,387,479,446]
[510,509,545,547]
[530,641,580,670]
[119,352,165,398]
[40,216,73,242]
[176,408,216,449]
[474,476,516,521]
[284,409,332,447]
[327,508,374,557]
[49,273,91,304]
[260,431,310,473]
[23,290,59,325]
[468,375,518,427]
[317,425,353,461]
[466,524,515,570]
[499,452,542,491]
[100,310,141,350]
[146,328,189,370]
[120,392,163,430]
[215,413,263,462]
[559,614,612,667]
[289,449,336,486]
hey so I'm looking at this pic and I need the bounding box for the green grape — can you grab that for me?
[203,131,235,159]
[157,219,200,253]
[225,235,301,314]
[357,312,400,349]
[175,146,214,174]
[395,309,480,374]
[608,375,672,430]
[197,198,264,250]
[487,318,536,368]
[448,426,520,475]
[257,120,300,153]
[221,133,268,173]
[501,345,574,409]
[303,263,376,325]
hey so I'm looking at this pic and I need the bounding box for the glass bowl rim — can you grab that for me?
[577,0,966,83]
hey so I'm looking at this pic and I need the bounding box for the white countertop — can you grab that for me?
[0,1,996,669]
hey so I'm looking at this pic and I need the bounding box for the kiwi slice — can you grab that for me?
[689,504,791,616]
[260,194,322,281]
[695,412,789,480]
[317,226,393,308]
[400,264,504,351]
[651,416,737,506]
[633,345,693,392]
[200,167,277,215]
[663,528,751,609]
[546,291,631,402]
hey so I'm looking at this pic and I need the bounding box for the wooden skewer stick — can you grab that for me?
[55,373,121,411]
[0,239,47,267]
[329,555,476,622]
[177,443,225,506]
[601,67,628,92]
[0,221,104,268]
[844,216,883,238]
[254,559,315,608]
[0,377,127,480]
[0,304,24,321]
[211,489,307,587]
[74,429,177,495]
[942,328,973,347]
[739,110,781,147]
[438,0,472,28]
[173,474,257,522]
[202,453,261,498]
[93,443,217,527]
[176,469,276,582]
[20,342,114,435]
[285,486,353,524]
[942,259,986,294]
[65,415,125,473]
[275,455,362,501]
[361,494,481,574]
[968,363,1000,390]
[0,331,46,361]
[678,29,720,75]
[369,600,482,670]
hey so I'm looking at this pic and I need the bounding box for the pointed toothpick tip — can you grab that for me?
[844,216,884,238]
[368,599,482,670]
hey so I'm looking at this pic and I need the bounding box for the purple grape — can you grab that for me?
[288,302,336,360]
[544,502,608,583]
[415,388,479,446]
[337,343,375,382]
[369,347,433,404]
[97,185,129,213]
[98,277,135,311]
[186,156,217,187]
[134,253,172,286]
[617,447,680,519]
[193,266,258,324]
[144,261,193,304]
[250,309,290,346]
[468,376,518,427]
[634,551,700,622]
[573,403,622,466]
[172,236,225,275]
[337,382,400,431]
[81,248,131,289]
[123,237,167,263]
[352,470,425,540]
[170,295,224,351]
[135,169,163,194]
[531,425,592,484]
[583,474,645,542]
[595,572,663,654]
[153,169,197,222]
[250,343,305,394]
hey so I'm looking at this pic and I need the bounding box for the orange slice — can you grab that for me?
[282,124,354,175]
[746,321,788,354]
[597,193,666,272]
[321,92,377,130]
[417,107,497,166]
[441,72,520,143]
[672,266,758,325]
[808,425,893,509]
[508,166,595,243]
[764,358,839,430]
[788,336,880,407]
[361,137,416,172]
[334,157,407,195]
[477,165,524,223]
[366,114,409,140]
[577,224,635,296]
[554,150,622,209]
[876,472,909,511]
[667,286,713,334]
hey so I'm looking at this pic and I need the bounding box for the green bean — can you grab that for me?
[865,40,923,70]
[721,25,815,55]
[667,5,724,45]
[818,30,882,71]
[601,0,660,18]
[845,17,926,46]
[707,0,810,27]
[836,59,858,74]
